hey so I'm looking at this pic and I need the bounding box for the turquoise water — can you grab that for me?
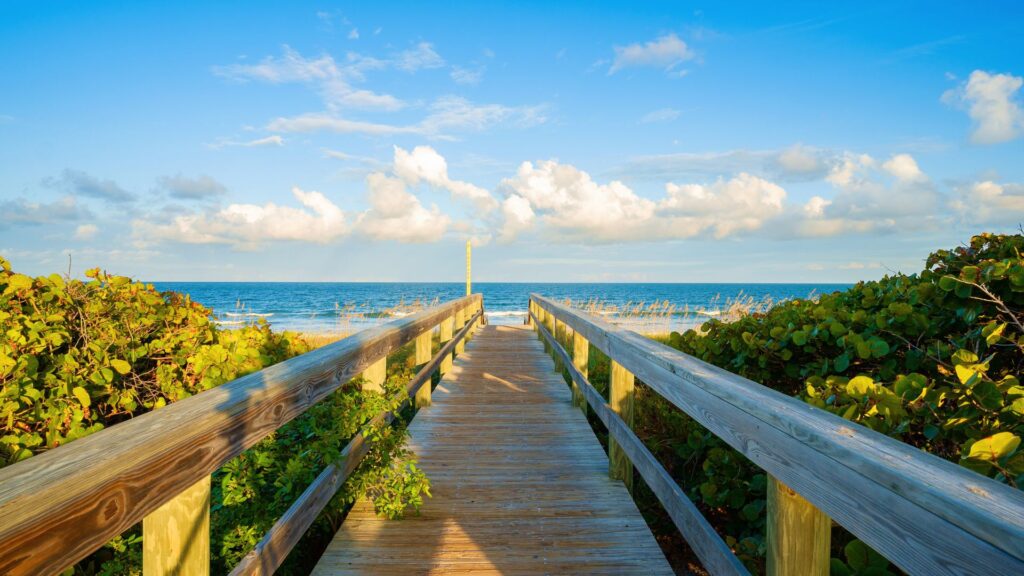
[152,282,851,334]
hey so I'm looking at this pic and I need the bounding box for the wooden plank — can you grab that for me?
[533,312,749,575]
[361,357,386,393]
[767,476,831,576]
[143,475,210,576]
[608,360,634,494]
[415,330,431,365]
[313,324,672,576]
[572,330,588,411]
[530,294,1024,576]
[0,294,480,576]
[440,315,454,375]
[230,309,482,576]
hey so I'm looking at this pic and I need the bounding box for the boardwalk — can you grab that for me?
[313,324,673,575]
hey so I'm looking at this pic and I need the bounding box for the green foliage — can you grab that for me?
[644,233,1024,572]
[0,257,428,575]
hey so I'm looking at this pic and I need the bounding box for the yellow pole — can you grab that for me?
[466,240,471,296]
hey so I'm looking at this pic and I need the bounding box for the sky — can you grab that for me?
[1,1,1023,283]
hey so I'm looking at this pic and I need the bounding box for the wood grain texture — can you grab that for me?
[0,295,481,576]
[531,294,1024,576]
[143,475,210,576]
[532,309,749,576]
[440,315,454,376]
[415,330,432,365]
[228,309,483,576]
[608,360,635,494]
[572,331,588,411]
[361,357,386,393]
[312,324,673,575]
[767,476,831,576]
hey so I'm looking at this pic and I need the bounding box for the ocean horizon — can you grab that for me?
[152,281,853,334]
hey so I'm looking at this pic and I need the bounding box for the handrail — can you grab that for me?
[529,293,1024,576]
[0,294,483,575]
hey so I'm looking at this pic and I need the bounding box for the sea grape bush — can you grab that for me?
[642,233,1024,573]
[0,257,428,575]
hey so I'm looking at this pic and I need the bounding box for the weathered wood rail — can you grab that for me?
[0,294,483,576]
[528,294,1024,576]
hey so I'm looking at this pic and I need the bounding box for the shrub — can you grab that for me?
[0,257,428,575]
[644,233,1024,573]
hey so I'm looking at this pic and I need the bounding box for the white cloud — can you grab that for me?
[356,174,450,242]
[497,161,785,242]
[348,28,359,40]
[660,173,786,238]
[951,180,1024,225]
[393,42,444,72]
[451,66,484,85]
[392,145,499,213]
[881,153,927,183]
[609,33,695,75]
[0,196,92,227]
[943,70,1024,144]
[158,174,227,200]
[75,224,98,240]
[135,187,348,248]
[640,108,680,123]
[267,97,547,139]
[776,144,825,175]
[207,135,284,149]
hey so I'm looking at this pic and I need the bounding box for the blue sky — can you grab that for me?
[2,1,1023,282]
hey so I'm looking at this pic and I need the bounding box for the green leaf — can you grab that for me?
[951,349,979,366]
[968,432,1021,462]
[72,386,90,409]
[923,424,939,440]
[110,359,132,375]
[868,337,890,358]
[984,323,1006,346]
[846,375,875,397]
[972,380,1003,411]
[792,331,808,346]
[6,273,33,291]
[834,352,850,373]
[937,275,958,291]
[845,540,869,571]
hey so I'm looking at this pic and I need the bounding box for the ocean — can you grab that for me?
[151,282,852,335]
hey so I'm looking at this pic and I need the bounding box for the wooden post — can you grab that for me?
[361,357,386,393]
[608,360,634,493]
[767,476,831,576]
[527,300,533,326]
[415,330,432,408]
[552,318,564,373]
[572,331,589,412]
[143,476,210,576]
[455,308,466,354]
[440,316,454,375]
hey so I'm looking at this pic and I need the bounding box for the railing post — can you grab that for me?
[143,476,211,576]
[361,357,386,393]
[552,318,565,373]
[440,315,454,375]
[455,307,466,354]
[767,476,831,576]
[572,331,588,411]
[415,329,432,408]
[608,360,634,493]
[527,300,534,326]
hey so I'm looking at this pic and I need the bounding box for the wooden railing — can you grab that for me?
[0,294,484,576]
[528,294,1024,576]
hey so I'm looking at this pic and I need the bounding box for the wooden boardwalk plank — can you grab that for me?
[313,324,673,575]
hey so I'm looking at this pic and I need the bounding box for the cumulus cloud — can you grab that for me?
[660,173,786,237]
[355,174,450,242]
[135,187,348,248]
[609,33,694,75]
[881,153,927,183]
[393,42,445,72]
[618,146,834,183]
[951,180,1024,225]
[392,145,499,213]
[158,174,227,200]
[0,196,92,227]
[46,169,136,203]
[497,161,785,242]
[943,70,1024,144]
